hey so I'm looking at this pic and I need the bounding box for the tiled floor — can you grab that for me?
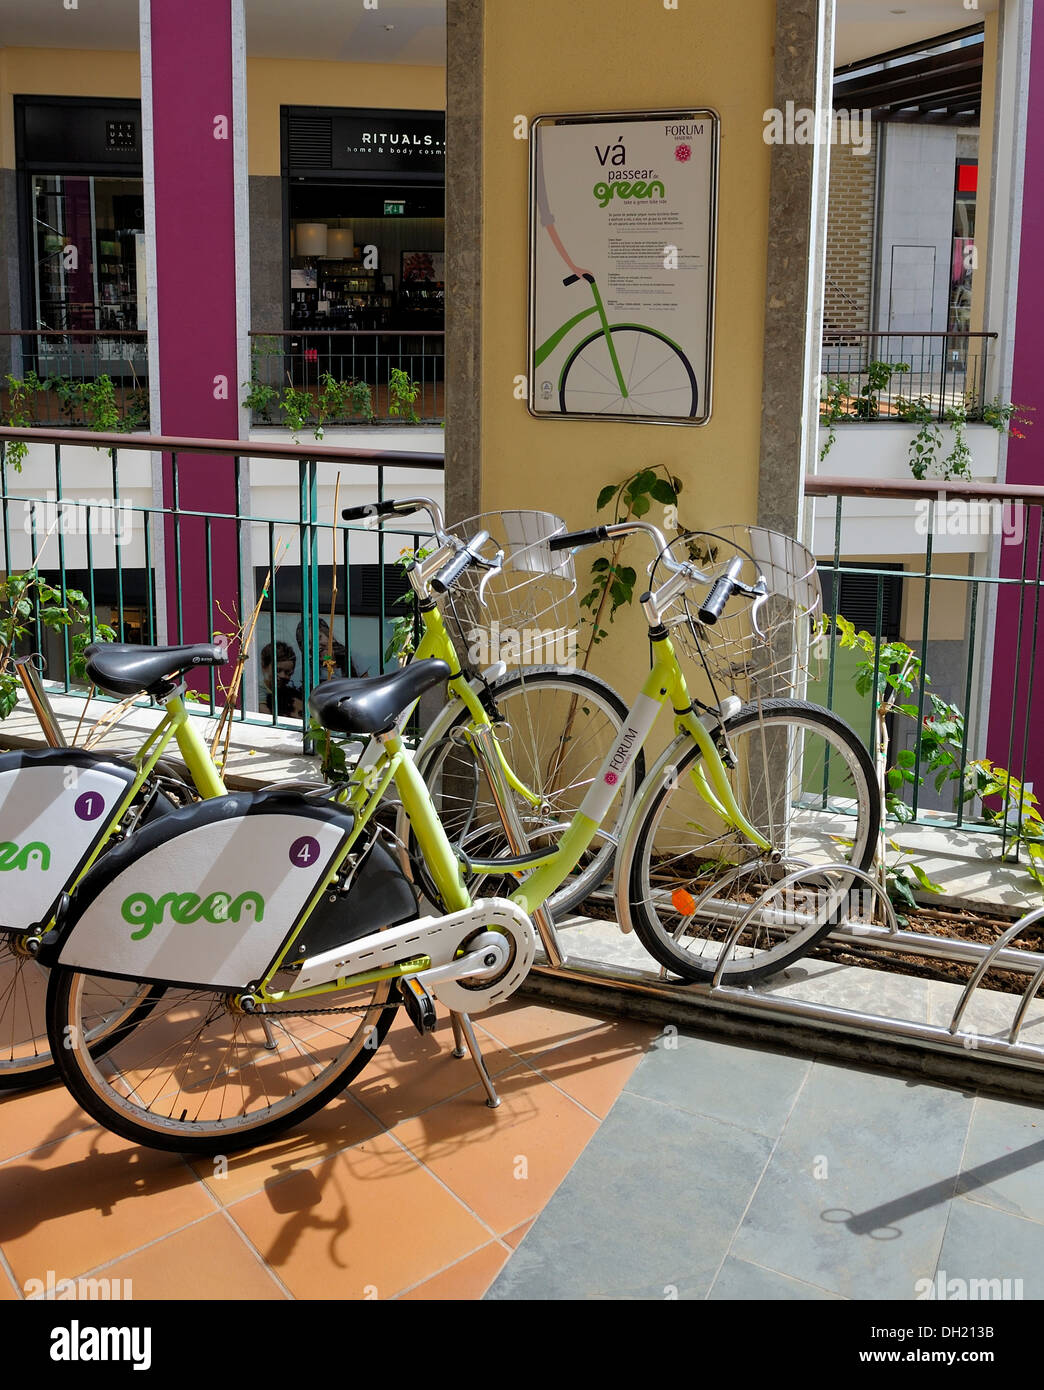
[5,1001,1044,1302]
[487,1029,1044,1301]
[0,999,654,1302]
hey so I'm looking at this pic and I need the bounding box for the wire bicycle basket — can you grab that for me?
[443,509,579,671]
[654,525,822,704]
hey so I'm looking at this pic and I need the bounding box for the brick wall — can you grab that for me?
[824,116,877,346]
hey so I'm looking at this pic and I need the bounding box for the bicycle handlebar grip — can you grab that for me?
[341,500,419,521]
[548,526,609,552]
[698,556,745,625]
[430,546,476,594]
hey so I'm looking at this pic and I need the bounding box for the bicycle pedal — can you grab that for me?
[399,976,438,1035]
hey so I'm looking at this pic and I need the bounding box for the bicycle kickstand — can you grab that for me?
[450,1011,501,1108]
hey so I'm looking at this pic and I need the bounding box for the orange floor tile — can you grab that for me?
[0,997,656,1301]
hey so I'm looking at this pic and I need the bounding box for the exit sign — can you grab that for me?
[384,200,405,216]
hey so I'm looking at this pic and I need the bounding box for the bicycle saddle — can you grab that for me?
[84,641,227,698]
[308,659,450,737]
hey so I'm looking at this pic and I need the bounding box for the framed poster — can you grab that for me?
[401,250,445,284]
[529,109,718,425]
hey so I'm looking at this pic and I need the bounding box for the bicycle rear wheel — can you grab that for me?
[47,964,397,1154]
[623,699,880,983]
[405,667,642,917]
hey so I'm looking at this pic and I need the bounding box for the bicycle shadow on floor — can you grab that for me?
[822,1135,1044,1239]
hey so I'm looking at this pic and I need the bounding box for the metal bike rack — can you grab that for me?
[524,867,1044,1094]
[13,654,67,748]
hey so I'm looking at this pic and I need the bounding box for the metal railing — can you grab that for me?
[820,330,997,421]
[248,329,445,427]
[0,425,444,748]
[0,330,149,430]
[807,474,1043,852]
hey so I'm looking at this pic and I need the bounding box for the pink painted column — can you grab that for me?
[986,7,1044,789]
[143,0,248,673]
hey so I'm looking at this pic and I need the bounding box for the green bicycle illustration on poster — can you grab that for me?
[529,109,717,422]
[533,271,699,417]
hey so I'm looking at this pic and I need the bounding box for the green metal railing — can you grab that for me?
[0,426,444,749]
[807,474,1044,853]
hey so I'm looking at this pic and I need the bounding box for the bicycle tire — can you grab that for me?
[624,699,880,983]
[47,963,398,1155]
[404,667,643,918]
[560,326,698,418]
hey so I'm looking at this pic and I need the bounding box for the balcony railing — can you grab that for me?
[0,425,444,750]
[820,330,998,422]
[0,328,449,434]
[0,330,149,430]
[808,474,1044,857]
[248,329,445,427]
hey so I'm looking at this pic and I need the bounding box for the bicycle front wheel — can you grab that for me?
[406,667,643,918]
[623,699,880,983]
[560,326,698,418]
[47,963,398,1154]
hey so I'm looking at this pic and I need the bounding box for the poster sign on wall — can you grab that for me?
[529,109,718,425]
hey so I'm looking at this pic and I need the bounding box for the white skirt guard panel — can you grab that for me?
[58,810,348,988]
[0,759,134,932]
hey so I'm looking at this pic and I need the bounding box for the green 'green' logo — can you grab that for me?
[121,890,265,941]
[0,841,51,872]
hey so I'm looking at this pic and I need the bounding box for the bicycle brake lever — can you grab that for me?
[476,551,505,607]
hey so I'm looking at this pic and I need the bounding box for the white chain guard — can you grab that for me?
[289,897,537,1014]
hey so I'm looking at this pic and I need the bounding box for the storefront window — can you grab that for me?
[30,175,146,334]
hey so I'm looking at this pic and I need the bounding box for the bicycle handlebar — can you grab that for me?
[548,526,608,551]
[342,496,449,542]
[697,555,745,626]
[430,537,486,594]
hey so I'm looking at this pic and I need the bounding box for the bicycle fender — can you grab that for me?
[0,749,138,936]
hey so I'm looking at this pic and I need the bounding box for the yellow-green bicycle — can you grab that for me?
[0,503,638,1091]
[42,514,879,1153]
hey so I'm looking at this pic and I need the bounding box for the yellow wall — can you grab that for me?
[0,48,445,173]
[900,553,970,643]
[478,0,777,688]
[0,49,141,168]
[246,58,444,176]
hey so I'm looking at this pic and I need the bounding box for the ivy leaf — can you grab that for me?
[630,494,651,517]
[908,862,944,894]
[596,485,617,511]
[649,479,677,505]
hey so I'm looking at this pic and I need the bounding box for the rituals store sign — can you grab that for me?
[333,114,445,173]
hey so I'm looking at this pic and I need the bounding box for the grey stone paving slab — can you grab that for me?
[484,1091,773,1301]
[953,1094,1044,1223]
[731,1060,975,1301]
[708,1255,844,1300]
[931,1197,1044,1300]
[625,1031,810,1139]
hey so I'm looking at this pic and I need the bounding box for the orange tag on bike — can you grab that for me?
[672,888,697,916]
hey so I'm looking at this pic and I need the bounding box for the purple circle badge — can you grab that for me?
[289,835,321,868]
[74,791,105,822]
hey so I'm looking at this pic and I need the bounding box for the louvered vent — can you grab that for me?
[819,564,903,638]
[355,564,412,616]
[288,117,333,168]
